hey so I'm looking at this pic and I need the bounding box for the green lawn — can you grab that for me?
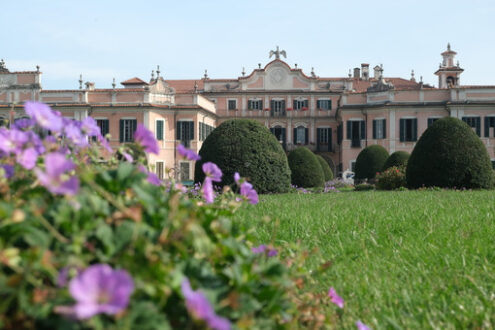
[233,190,495,329]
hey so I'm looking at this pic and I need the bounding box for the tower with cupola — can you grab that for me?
[434,43,464,88]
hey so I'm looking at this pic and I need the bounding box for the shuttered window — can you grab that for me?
[248,99,263,110]
[293,126,308,145]
[346,120,366,141]
[484,117,495,137]
[156,120,164,141]
[462,117,481,136]
[372,119,386,139]
[399,118,418,142]
[316,127,332,152]
[317,99,331,110]
[293,99,309,110]
[119,119,137,142]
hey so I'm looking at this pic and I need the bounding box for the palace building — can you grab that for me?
[1,44,495,180]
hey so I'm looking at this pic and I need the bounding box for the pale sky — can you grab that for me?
[2,0,495,89]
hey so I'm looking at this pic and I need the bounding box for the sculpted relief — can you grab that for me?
[265,66,291,90]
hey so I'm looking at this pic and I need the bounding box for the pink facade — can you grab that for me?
[1,44,495,179]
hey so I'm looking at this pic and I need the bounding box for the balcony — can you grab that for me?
[270,109,286,117]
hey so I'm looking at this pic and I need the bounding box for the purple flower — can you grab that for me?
[233,172,240,184]
[0,128,28,154]
[138,165,161,186]
[97,134,113,153]
[0,164,14,179]
[34,152,79,196]
[64,121,89,148]
[16,147,38,170]
[252,244,267,254]
[24,101,63,133]
[81,117,100,137]
[202,177,215,204]
[356,320,371,330]
[122,152,133,163]
[134,124,159,154]
[240,181,258,205]
[267,248,278,257]
[181,278,231,330]
[67,264,134,320]
[202,162,222,182]
[13,118,34,130]
[328,287,344,309]
[177,144,201,161]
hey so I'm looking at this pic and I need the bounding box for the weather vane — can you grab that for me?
[269,46,286,60]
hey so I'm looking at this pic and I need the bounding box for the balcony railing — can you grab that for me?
[270,109,286,117]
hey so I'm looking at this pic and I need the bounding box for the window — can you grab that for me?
[293,126,308,145]
[156,161,164,180]
[156,120,164,141]
[317,127,332,152]
[484,117,495,137]
[270,100,286,116]
[96,119,109,136]
[177,121,194,147]
[399,118,418,142]
[119,119,137,143]
[317,99,332,110]
[179,162,190,181]
[462,116,481,136]
[427,117,440,128]
[372,119,386,139]
[228,99,237,110]
[248,99,263,110]
[293,99,308,110]
[199,122,214,141]
[346,120,366,147]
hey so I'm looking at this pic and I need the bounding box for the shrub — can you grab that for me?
[376,165,407,190]
[406,117,495,189]
[354,145,389,182]
[194,119,291,193]
[382,151,409,171]
[354,183,375,191]
[0,103,336,329]
[316,155,334,181]
[318,153,336,178]
[288,147,325,188]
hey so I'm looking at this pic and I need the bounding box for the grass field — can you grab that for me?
[233,190,495,329]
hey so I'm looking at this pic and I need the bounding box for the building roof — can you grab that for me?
[166,80,204,93]
[121,77,149,86]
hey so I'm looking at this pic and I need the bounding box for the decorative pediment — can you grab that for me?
[241,59,313,91]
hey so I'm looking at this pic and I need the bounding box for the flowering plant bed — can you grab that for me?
[0,102,362,329]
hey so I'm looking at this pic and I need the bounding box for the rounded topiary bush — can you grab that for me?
[406,117,494,189]
[194,119,291,193]
[354,145,389,182]
[288,147,325,188]
[316,154,333,181]
[318,154,336,179]
[383,151,410,171]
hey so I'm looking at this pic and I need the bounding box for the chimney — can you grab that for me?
[361,63,369,80]
[353,67,360,79]
[85,82,95,91]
